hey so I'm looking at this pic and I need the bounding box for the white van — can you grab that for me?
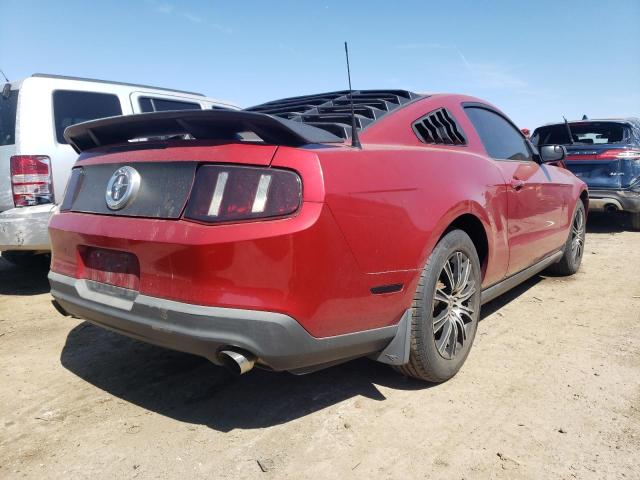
[0,73,237,265]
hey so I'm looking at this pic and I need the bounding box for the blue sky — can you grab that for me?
[1,0,639,129]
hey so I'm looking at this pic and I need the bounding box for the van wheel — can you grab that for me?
[546,201,586,276]
[630,212,640,231]
[1,251,50,268]
[395,230,481,383]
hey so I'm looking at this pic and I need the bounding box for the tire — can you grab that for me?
[395,230,481,383]
[1,251,50,268]
[546,201,586,276]
[630,212,640,231]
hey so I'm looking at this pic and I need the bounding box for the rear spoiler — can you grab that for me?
[63,110,344,153]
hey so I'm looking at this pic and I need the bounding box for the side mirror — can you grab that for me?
[539,144,566,163]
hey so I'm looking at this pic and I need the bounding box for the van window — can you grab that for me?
[0,88,19,146]
[139,97,201,113]
[53,90,122,144]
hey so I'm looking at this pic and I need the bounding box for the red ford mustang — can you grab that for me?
[48,90,587,382]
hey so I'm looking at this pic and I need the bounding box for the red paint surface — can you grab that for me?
[49,94,586,338]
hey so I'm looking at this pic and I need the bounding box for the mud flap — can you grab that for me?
[371,309,411,365]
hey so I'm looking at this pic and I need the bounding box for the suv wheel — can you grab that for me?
[395,230,481,383]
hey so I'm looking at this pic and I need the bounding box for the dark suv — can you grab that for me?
[532,118,640,229]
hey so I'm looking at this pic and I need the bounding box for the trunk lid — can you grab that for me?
[66,142,279,218]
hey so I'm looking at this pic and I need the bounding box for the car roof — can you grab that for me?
[30,73,205,97]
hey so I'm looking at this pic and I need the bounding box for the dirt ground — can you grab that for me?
[0,213,639,480]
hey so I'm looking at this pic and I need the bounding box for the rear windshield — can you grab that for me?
[53,90,122,144]
[532,122,629,146]
[0,88,19,146]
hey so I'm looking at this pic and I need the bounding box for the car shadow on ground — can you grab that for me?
[59,269,554,432]
[479,275,543,320]
[60,322,430,432]
[0,256,50,295]
[586,211,632,233]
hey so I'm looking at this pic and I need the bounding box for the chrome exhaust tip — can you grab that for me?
[219,349,256,375]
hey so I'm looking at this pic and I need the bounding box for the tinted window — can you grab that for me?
[0,88,19,146]
[53,90,122,144]
[465,106,532,161]
[532,122,629,146]
[138,97,201,112]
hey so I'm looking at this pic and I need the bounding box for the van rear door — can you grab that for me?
[0,85,19,212]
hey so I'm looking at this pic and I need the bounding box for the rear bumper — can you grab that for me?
[49,271,398,372]
[48,204,414,338]
[0,204,56,251]
[588,189,640,213]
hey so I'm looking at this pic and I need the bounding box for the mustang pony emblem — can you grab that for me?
[105,166,141,210]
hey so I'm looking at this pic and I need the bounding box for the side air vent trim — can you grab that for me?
[412,108,467,146]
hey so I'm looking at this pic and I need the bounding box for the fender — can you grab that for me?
[419,198,509,289]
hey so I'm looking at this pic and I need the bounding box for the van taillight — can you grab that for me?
[10,155,54,207]
[184,165,302,223]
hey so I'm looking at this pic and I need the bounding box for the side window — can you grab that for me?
[464,106,533,161]
[0,88,19,146]
[138,97,201,113]
[53,90,122,144]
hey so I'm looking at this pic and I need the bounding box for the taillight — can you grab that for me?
[594,149,640,160]
[184,165,302,223]
[10,155,54,207]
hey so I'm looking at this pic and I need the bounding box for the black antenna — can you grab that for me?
[344,42,361,149]
[563,116,574,145]
[0,69,9,83]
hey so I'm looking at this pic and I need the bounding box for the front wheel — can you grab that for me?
[546,201,586,276]
[395,230,481,383]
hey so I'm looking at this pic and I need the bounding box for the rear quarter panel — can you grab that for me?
[317,95,513,289]
[319,146,509,289]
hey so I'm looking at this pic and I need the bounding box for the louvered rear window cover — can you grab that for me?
[412,108,466,145]
[247,90,423,140]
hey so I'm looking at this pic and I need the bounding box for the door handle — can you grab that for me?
[510,179,525,190]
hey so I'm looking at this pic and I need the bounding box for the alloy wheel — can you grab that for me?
[432,251,478,360]
[571,207,585,263]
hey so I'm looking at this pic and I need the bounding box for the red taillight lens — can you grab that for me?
[594,149,640,160]
[184,165,302,223]
[10,155,54,207]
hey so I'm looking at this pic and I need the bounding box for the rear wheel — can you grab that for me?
[395,230,481,383]
[546,201,586,276]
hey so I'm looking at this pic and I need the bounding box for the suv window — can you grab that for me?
[53,90,122,144]
[0,88,19,146]
[465,106,533,161]
[139,97,201,113]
